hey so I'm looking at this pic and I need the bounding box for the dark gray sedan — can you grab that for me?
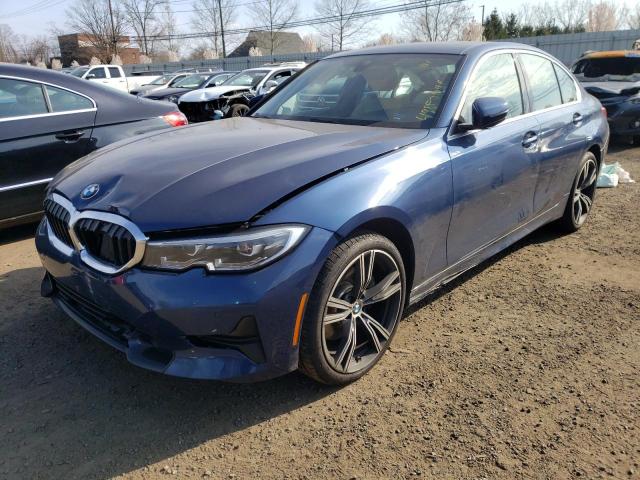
[0,64,187,228]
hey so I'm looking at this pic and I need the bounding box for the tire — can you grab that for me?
[557,151,598,233]
[229,103,250,117]
[299,232,406,385]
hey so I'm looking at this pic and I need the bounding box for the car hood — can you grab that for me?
[51,117,428,232]
[180,85,250,103]
[143,87,190,98]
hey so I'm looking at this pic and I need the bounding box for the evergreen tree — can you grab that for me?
[504,13,519,38]
[483,9,507,40]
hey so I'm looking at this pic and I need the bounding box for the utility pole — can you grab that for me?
[216,0,226,58]
[107,0,118,58]
[480,4,485,41]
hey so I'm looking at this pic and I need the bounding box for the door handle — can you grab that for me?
[572,113,583,125]
[522,131,538,149]
[55,130,84,142]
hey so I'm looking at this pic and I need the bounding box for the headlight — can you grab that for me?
[141,225,309,272]
[167,95,179,103]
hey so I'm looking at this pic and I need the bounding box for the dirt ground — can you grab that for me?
[0,145,638,480]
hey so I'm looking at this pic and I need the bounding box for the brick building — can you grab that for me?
[58,33,140,66]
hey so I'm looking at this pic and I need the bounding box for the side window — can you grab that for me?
[0,78,48,118]
[460,53,524,123]
[272,71,292,84]
[108,67,122,78]
[45,85,94,112]
[88,67,106,79]
[553,64,578,103]
[519,54,562,111]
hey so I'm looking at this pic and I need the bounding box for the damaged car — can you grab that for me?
[36,43,608,385]
[572,50,640,140]
[178,62,305,122]
[142,71,237,104]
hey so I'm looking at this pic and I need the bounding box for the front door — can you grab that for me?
[446,52,540,264]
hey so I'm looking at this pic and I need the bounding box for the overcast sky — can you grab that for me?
[4,0,535,38]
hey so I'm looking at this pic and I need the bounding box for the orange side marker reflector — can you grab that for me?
[292,293,309,347]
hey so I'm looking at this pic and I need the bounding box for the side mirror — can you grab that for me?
[457,97,509,132]
[86,73,96,80]
[264,80,278,92]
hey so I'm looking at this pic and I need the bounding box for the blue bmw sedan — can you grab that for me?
[36,42,609,384]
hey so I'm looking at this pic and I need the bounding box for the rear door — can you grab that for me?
[517,53,587,213]
[446,52,540,264]
[0,77,95,224]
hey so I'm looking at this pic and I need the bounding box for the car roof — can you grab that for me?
[580,50,640,59]
[0,63,93,85]
[326,41,546,59]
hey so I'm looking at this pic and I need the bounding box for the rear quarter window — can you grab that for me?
[554,65,578,103]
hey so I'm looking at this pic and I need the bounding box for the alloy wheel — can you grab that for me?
[572,157,597,226]
[321,249,403,374]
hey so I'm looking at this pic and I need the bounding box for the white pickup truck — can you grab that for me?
[69,65,160,93]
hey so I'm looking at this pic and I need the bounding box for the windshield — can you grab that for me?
[253,54,460,128]
[70,67,89,78]
[572,56,640,81]
[223,70,268,87]
[149,74,173,85]
[173,74,208,89]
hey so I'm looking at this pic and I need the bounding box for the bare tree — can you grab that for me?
[122,0,165,56]
[630,3,640,30]
[401,0,472,42]
[251,0,298,54]
[315,0,370,51]
[157,6,182,57]
[517,2,555,29]
[461,21,483,41]
[553,0,591,31]
[66,0,127,62]
[191,0,235,58]
[587,1,628,32]
[17,35,55,65]
[0,24,18,63]
[301,33,318,52]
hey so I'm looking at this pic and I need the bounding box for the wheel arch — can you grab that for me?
[587,143,603,170]
[333,209,416,297]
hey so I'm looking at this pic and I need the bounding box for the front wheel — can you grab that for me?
[229,103,250,117]
[557,151,598,233]
[299,233,406,385]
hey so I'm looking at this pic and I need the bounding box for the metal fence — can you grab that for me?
[499,29,640,65]
[123,51,332,74]
[122,29,640,74]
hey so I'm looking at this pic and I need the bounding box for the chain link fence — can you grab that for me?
[123,51,332,75]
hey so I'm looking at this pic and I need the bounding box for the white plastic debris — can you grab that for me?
[597,162,634,188]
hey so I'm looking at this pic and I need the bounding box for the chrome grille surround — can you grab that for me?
[44,193,148,275]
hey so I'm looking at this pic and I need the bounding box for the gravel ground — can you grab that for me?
[0,145,638,480]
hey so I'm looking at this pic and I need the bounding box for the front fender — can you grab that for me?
[255,133,454,287]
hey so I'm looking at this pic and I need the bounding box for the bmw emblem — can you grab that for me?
[81,183,100,200]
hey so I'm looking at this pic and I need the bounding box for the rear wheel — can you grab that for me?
[299,233,406,385]
[557,151,598,232]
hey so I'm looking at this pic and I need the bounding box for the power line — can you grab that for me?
[136,0,464,42]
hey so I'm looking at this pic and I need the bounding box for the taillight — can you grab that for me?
[162,111,188,127]
[601,106,607,118]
